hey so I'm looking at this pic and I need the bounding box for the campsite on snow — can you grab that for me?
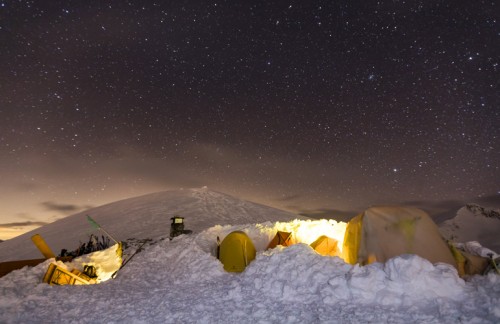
[0,187,499,323]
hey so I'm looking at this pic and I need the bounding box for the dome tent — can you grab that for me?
[218,231,256,272]
[342,206,457,268]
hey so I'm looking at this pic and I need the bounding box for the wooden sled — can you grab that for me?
[42,263,96,285]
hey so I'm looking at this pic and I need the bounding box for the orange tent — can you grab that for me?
[267,231,293,249]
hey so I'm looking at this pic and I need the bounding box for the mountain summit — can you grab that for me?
[0,187,303,262]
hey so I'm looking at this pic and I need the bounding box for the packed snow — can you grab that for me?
[1,188,499,323]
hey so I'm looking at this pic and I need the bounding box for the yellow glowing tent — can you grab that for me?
[218,231,256,272]
[310,235,340,257]
[342,206,457,269]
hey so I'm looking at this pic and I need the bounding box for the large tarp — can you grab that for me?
[342,206,457,268]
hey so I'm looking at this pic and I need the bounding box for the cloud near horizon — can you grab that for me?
[0,221,49,229]
[41,201,94,214]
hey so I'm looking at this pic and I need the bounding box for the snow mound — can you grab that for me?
[1,192,500,323]
[1,221,499,323]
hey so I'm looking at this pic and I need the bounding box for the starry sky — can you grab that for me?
[0,1,499,240]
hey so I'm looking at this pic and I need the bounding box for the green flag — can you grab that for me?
[86,215,118,244]
[87,215,100,229]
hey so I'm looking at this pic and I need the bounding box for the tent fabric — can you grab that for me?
[218,231,256,272]
[449,243,467,276]
[449,242,491,276]
[310,235,340,257]
[461,251,490,276]
[342,214,363,264]
[267,231,293,249]
[342,206,457,269]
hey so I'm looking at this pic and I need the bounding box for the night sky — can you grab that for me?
[1,1,499,240]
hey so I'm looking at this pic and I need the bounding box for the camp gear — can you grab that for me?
[170,216,192,239]
[43,263,94,285]
[60,234,112,258]
[112,239,151,278]
[31,234,56,259]
[216,236,221,259]
[448,244,490,276]
[43,242,123,285]
[0,234,73,278]
[218,231,256,272]
[484,256,500,275]
[83,265,97,278]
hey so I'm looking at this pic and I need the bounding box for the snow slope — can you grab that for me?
[0,189,499,323]
[440,204,500,252]
[0,187,305,262]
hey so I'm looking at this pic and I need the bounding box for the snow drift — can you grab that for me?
[0,188,499,323]
[1,222,500,323]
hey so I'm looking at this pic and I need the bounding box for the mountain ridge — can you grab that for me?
[465,203,500,220]
[2,189,498,261]
[440,203,500,252]
[0,187,305,262]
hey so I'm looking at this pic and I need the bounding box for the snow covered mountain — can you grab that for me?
[0,187,304,262]
[0,189,499,323]
[440,204,500,252]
